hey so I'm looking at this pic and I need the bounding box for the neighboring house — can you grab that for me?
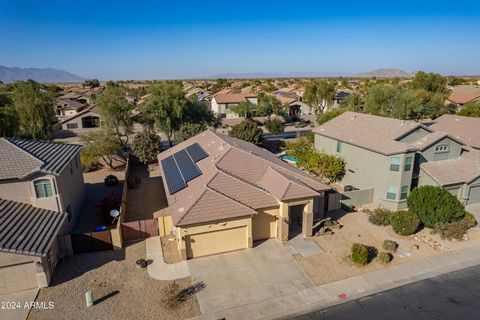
[329,89,355,110]
[55,98,86,120]
[156,130,331,260]
[313,112,467,210]
[210,93,258,118]
[0,137,85,233]
[59,106,102,132]
[447,91,480,107]
[186,87,211,102]
[425,114,480,150]
[271,92,312,116]
[0,198,66,294]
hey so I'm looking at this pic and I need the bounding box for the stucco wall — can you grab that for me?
[61,111,100,131]
[420,137,463,162]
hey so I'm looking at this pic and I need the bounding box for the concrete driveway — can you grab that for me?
[0,288,39,320]
[187,239,315,314]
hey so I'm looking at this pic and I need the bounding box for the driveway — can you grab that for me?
[187,239,315,314]
[0,288,39,320]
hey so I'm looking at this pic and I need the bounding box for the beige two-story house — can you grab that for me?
[210,93,258,119]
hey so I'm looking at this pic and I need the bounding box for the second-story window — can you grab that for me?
[336,141,343,153]
[404,156,413,171]
[34,179,54,198]
[390,156,400,172]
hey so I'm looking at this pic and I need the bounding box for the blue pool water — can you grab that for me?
[279,154,299,163]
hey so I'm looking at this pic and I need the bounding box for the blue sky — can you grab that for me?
[1,0,479,80]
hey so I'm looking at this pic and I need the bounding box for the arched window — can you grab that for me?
[34,179,54,198]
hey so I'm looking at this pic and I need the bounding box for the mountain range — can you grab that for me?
[0,66,86,83]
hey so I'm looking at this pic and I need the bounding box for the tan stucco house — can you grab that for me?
[156,130,330,260]
[313,112,474,210]
[58,106,102,133]
[210,93,258,119]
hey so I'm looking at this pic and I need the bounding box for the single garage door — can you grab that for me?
[253,211,277,241]
[0,262,37,294]
[468,185,480,205]
[186,226,247,259]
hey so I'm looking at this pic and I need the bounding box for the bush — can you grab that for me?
[351,243,369,265]
[464,212,477,228]
[407,185,465,228]
[80,148,99,172]
[229,120,263,145]
[265,118,284,134]
[383,240,398,252]
[132,131,162,164]
[390,211,420,236]
[377,251,392,264]
[161,281,180,309]
[431,219,470,240]
[368,208,393,226]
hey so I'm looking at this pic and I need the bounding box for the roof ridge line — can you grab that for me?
[176,189,209,225]
[1,138,44,175]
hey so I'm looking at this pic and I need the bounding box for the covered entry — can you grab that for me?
[0,262,37,294]
[185,226,247,259]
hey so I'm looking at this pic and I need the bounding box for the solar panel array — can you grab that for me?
[161,143,208,195]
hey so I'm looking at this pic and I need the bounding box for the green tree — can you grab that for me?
[229,101,257,119]
[97,84,134,148]
[303,80,337,114]
[265,118,284,134]
[340,93,364,111]
[0,92,18,137]
[211,78,230,93]
[260,80,276,92]
[364,84,400,116]
[256,92,285,120]
[407,185,466,228]
[80,131,123,169]
[317,109,346,125]
[12,80,55,140]
[410,71,448,94]
[447,76,467,86]
[175,123,208,142]
[229,120,263,145]
[140,81,187,146]
[131,131,162,164]
[183,99,215,125]
[390,89,422,120]
[82,79,101,88]
[457,101,480,117]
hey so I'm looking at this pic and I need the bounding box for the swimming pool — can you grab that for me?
[279,153,299,163]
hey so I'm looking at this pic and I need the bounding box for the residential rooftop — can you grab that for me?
[213,93,257,104]
[426,114,480,150]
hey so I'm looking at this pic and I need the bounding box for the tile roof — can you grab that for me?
[428,114,480,149]
[260,167,319,201]
[313,112,422,155]
[158,130,329,226]
[421,148,480,186]
[0,138,81,180]
[59,106,101,124]
[213,93,257,104]
[448,91,480,105]
[0,198,66,256]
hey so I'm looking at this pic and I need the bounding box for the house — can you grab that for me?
[313,112,467,210]
[210,93,257,118]
[156,130,331,259]
[0,138,85,232]
[271,92,312,116]
[0,198,66,294]
[447,86,480,107]
[59,106,102,132]
[54,98,86,120]
[425,114,480,150]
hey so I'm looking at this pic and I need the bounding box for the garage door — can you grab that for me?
[253,211,277,241]
[0,262,37,294]
[468,185,480,205]
[186,227,247,259]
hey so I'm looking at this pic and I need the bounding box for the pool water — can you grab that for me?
[279,153,299,163]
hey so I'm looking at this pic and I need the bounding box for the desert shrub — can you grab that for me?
[390,211,420,236]
[368,208,393,226]
[265,118,284,134]
[80,148,99,172]
[432,219,470,240]
[127,176,141,189]
[161,281,180,309]
[377,251,392,264]
[464,212,477,228]
[351,243,369,265]
[383,240,398,252]
[407,185,465,228]
[229,120,263,145]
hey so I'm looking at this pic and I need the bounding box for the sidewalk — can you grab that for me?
[146,236,190,280]
[189,244,480,320]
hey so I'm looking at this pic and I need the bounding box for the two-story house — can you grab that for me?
[0,138,85,294]
[313,112,468,210]
[210,93,257,118]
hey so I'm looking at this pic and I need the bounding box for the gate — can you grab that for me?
[71,230,113,254]
[121,219,159,243]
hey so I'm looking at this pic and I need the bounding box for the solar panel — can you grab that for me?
[186,143,208,162]
[173,149,201,182]
[161,156,186,194]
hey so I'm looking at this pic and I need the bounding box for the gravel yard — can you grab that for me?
[296,210,480,285]
[29,241,200,320]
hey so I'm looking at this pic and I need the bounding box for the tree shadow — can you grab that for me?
[94,290,120,305]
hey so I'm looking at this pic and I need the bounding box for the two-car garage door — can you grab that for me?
[0,262,37,294]
[185,226,247,259]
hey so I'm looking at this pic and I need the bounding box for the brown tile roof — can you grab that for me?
[260,167,319,201]
[421,148,480,186]
[213,93,257,104]
[408,131,451,151]
[213,89,233,96]
[428,114,480,149]
[448,91,480,105]
[271,94,297,105]
[157,130,329,226]
[59,106,101,124]
[313,112,421,155]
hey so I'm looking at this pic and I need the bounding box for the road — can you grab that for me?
[293,264,480,320]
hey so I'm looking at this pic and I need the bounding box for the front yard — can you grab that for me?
[295,209,480,285]
[28,241,200,320]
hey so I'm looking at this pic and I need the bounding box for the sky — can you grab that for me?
[1,0,479,80]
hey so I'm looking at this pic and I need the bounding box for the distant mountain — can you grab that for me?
[0,66,86,83]
[354,68,413,78]
[210,71,348,79]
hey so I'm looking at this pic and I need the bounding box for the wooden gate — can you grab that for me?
[71,230,113,254]
[121,219,159,243]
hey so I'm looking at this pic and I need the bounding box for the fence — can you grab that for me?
[341,188,374,207]
[121,219,159,243]
[110,154,131,250]
[71,230,113,254]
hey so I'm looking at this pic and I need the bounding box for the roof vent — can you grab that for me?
[351,114,357,120]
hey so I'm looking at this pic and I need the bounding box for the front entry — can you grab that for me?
[288,204,305,239]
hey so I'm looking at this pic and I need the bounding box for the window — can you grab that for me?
[386,186,397,200]
[404,156,413,171]
[390,157,400,171]
[435,144,449,153]
[400,185,409,200]
[336,141,343,153]
[66,123,78,129]
[34,179,53,198]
